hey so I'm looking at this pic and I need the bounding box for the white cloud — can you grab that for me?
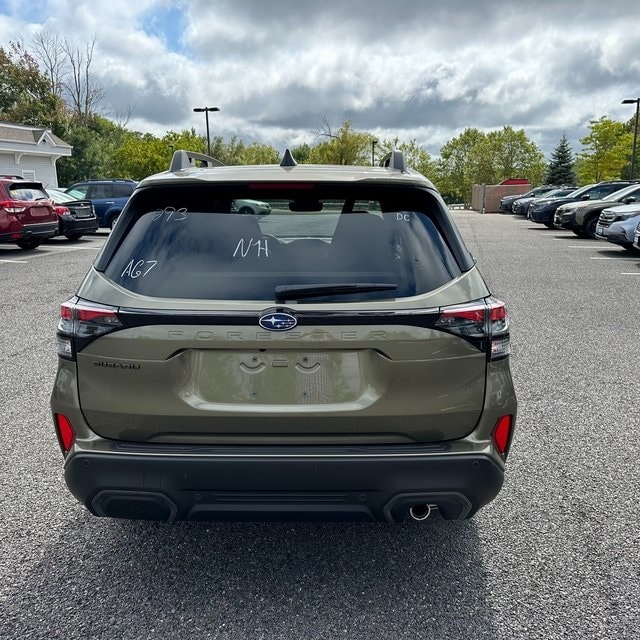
[1,0,638,156]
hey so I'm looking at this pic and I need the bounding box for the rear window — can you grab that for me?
[67,186,88,199]
[113,183,135,197]
[104,185,462,302]
[9,184,49,201]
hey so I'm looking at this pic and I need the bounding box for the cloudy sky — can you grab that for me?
[1,0,638,158]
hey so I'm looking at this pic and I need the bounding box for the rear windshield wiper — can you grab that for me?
[275,282,397,301]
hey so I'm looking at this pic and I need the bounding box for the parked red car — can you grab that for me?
[0,177,58,249]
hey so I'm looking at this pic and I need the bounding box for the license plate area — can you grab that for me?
[181,349,377,406]
[30,206,50,218]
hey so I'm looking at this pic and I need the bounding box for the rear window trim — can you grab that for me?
[117,305,443,328]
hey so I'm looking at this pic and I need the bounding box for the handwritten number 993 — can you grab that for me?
[152,207,188,222]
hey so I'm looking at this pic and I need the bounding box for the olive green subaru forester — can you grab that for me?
[51,149,517,523]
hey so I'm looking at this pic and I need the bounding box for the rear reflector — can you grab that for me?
[492,415,514,457]
[54,414,76,453]
[56,335,73,359]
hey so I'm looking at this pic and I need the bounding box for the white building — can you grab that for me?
[0,122,72,187]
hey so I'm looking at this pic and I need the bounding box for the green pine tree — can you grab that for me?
[545,133,577,185]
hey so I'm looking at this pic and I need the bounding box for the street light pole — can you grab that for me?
[371,138,378,166]
[193,106,220,156]
[622,98,639,180]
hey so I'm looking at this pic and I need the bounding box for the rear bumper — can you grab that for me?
[63,445,504,522]
[0,221,58,242]
[58,216,99,235]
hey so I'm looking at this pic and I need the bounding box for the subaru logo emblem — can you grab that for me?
[259,311,298,331]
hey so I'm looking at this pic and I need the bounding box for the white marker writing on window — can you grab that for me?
[233,238,269,258]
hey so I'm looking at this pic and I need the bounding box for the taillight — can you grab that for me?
[434,297,510,361]
[57,297,124,359]
[55,205,70,215]
[54,414,76,454]
[0,200,26,214]
[488,301,510,360]
[492,415,514,458]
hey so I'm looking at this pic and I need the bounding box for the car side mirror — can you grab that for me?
[580,195,591,200]
[623,196,637,204]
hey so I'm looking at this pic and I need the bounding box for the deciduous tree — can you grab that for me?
[0,41,64,126]
[309,120,371,165]
[577,117,632,183]
[469,126,545,186]
[62,37,104,123]
[240,143,281,165]
[436,128,485,205]
[56,115,126,185]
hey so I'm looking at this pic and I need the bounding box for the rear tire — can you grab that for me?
[543,221,555,229]
[16,238,42,250]
[109,213,120,229]
[239,206,254,215]
[573,229,587,238]
[65,233,82,241]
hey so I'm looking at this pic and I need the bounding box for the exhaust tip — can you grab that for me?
[409,504,433,521]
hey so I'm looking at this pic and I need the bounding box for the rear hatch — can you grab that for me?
[66,183,498,445]
[67,200,94,218]
[8,182,56,225]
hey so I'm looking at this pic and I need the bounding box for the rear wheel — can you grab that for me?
[16,238,42,250]
[109,213,120,229]
[573,230,587,237]
[65,233,82,241]
[239,206,254,215]
[543,221,555,229]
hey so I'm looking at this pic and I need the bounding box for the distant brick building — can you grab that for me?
[472,181,531,213]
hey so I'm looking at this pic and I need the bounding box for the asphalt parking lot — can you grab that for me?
[0,215,638,640]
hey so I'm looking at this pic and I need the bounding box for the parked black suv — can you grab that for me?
[528,181,636,228]
[65,179,136,229]
[512,187,575,216]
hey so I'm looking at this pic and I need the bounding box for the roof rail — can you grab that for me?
[169,150,224,171]
[379,150,406,172]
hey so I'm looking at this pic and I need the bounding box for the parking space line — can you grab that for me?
[41,245,102,251]
[589,256,638,260]
[0,259,28,263]
[621,272,640,275]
